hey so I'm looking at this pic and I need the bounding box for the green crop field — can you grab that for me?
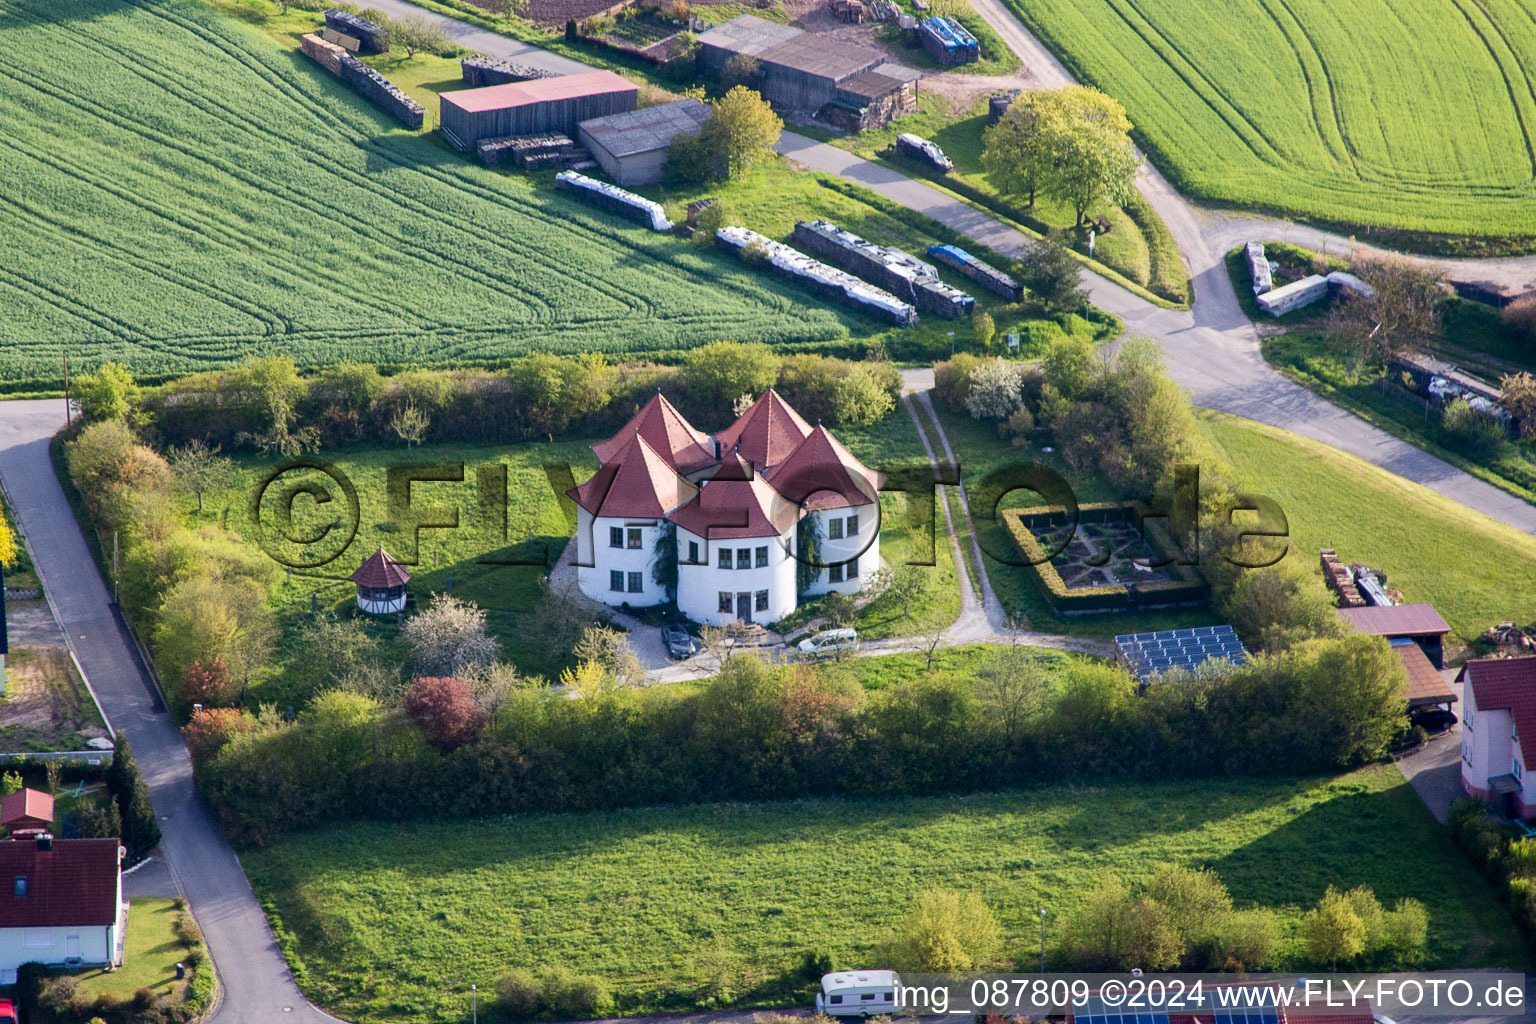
[245,766,1525,1022]
[0,0,853,388]
[1004,0,1536,246]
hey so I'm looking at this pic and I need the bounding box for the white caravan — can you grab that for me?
[816,970,902,1017]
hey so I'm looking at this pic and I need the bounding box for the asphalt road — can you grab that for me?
[0,400,335,1024]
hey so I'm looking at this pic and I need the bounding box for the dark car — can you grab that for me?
[1411,706,1458,733]
[662,623,698,660]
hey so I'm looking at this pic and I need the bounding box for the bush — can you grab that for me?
[497,969,542,1019]
[1442,397,1508,456]
[540,967,613,1018]
[875,889,1001,972]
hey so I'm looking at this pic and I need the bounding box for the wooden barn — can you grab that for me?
[577,98,711,186]
[439,71,638,151]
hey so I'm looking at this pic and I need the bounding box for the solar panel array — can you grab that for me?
[1215,1011,1281,1024]
[1071,996,1169,1024]
[1114,624,1249,683]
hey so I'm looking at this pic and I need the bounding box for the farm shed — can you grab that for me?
[324,9,388,53]
[577,98,711,186]
[697,15,802,75]
[918,16,978,65]
[824,63,921,130]
[1393,639,1456,710]
[752,33,885,111]
[715,226,916,325]
[1255,273,1327,315]
[439,71,638,151]
[1336,602,1451,669]
[928,244,1020,300]
[792,219,974,318]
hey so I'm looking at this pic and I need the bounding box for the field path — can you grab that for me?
[0,399,339,1024]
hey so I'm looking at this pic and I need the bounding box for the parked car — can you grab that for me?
[817,970,902,1018]
[0,998,17,1024]
[661,623,698,660]
[1411,706,1458,733]
[797,628,859,660]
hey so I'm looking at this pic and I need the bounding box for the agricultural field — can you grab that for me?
[0,0,847,389]
[1004,0,1536,248]
[244,765,1526,1023]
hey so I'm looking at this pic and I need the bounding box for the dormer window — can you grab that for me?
[14,877,25,898]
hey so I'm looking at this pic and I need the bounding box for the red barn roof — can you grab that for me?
[592,393,715,473]
[350,548,411,589]
[567,433,698,519]
[1395,641,1455,706]
[716,389,811,470]
[1463,657,1536,764]
[441,71,637,114]
[768,425,880,510]
[669,455,799,539]
[0,838,120,928]
[1336,602,1450,637]
[1,789,52,831]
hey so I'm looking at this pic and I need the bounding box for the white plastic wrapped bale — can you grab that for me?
[1326,271,1376,300]
[1255,273,1328,316]
[791,219,973,318]
[554,171,672,232]
[895,132,953,172]
[1245,241,1272,295]
[715,226,917,326]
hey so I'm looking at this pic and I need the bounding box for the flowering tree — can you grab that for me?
[403,594,500,678]
[404,676,488,751]
[963,359,1028,420]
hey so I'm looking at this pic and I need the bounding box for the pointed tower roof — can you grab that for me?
[715,389,812,471]
[351,548,411,589]
[568,432,699,519]
[768,425,881,509]
[668,454,799,539]
[592,392,715,473]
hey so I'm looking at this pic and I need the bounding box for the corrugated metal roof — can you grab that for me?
[836,64,919,99]
[442,71,636,113]
[1336,602,1451,637]
[1394,640,1455,705]
[756,32,884,81]
[696,14,802,56]
[579,98,710,158]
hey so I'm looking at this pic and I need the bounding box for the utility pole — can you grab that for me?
[471,983,477,1024]
[62,355,71,426]
[112,530,119,605]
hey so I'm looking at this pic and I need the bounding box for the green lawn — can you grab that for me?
[1003,0,1536,250]
[244,765,1526,1023]
[72,899,191,1000]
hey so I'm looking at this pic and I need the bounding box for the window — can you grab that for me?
[628,571,643,593]
[21,928,50,948]
[609,570,624,592]
[609,527,624,548]
[847,514,859,536]
[719,592,733,613]
[755,589,768,611]
[719,548,732,569]
[829,563,844,583]
[827,517,844,540]
[12,877,24,898]
[830,996,844,1006]
[627,527,643,549]
[1517,758,1524,781]
[755,545,769,567]
[861,994,876,1002]
[689,541,699,564]
[736,548,751,569]
[847,556,859,579]
[883,993,894,1002]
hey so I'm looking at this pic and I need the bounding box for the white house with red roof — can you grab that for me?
[567,390,881,625]
[0,836,124,979]
[1460,657,1536,817]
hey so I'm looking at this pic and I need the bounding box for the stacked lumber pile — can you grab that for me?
[301,33,346,76]
[337,54,426,130]
[1319,548,1365,607]
[325,8,389,52]
[461,56,563,86]
[477,132,577,168]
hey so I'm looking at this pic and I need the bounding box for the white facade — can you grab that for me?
[356,590,406,615]
[675,525,798,626]
[574,508,669,608]
[1461,684,1535,814]
[0,919,116,973]
[802,506,880,597]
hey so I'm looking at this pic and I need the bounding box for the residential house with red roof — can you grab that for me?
[1459,657,1536,817]
[0,836,124,980]
[568,390,881,625]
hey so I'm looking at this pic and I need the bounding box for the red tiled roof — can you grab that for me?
[350,548,411,589]
[715,389,812,470]
[592,393,715,473]
[1336,602,1450,637]
[1465,657,1536,764]
[668,454,800,539]
[440,71,637,114]
[568,433,698,519]
[0,789,52,830]
[767,425,880,510]
[0,838,119,928]
[1395,642,1455,706]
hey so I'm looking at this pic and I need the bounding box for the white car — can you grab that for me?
[797,628,859,659]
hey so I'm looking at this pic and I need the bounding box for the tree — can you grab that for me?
[680,341,778,411]
[699,85,782,179]
[0,515,15,570]
[831,363,895,426]
[885,564,928,619]
[973,310,996,351]
[181,657,234,714]
[403,594,500,678]
[390,402,430,453]
[1043,86,1139,226]
[1143,863,1232,967]
[721,52,761,90]
[1442,398,1508,456]
[1219,566,1343,653]
[1059,877,1184,970]
[237,355,317,457]
[1305,886,1366,967]
[180,707,253,763]
[155,576,277,696]
[651,521,678,599]
[1499,370,1536,438]
[906,623,947,672]
[1326,253,1445,367]
[390,12,451,58]
[106,733,162,863]
[292,616,390,697]
[573,625,648,688]
[527,580,597,660]
[981,92,1060,208]
[974,641,1049,745]
[963,358,1028,420]
[404,676,487,751]
[875,890,1002,972]
[1020,230,1087,314]
[168,439,235,513]
[796,514,823,597]
[75,798,122,840]
[72,362,137,423]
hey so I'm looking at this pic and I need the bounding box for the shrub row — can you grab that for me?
[1450,797,1536,937]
